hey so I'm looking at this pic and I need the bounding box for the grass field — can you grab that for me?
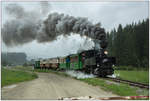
[114,70,149,84]
[79,78,149,96]
[114,66,148,71]
[2,68,38,87]
[13,66,34,71]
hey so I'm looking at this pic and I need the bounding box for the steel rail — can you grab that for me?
[105,77,149,89]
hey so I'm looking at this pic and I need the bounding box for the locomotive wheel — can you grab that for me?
[99,74,106,78]
[94,68,106,77]
[99,70,107,77]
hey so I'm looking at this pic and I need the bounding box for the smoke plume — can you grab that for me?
[2,3,42,47]
[66,70,96,79]
[5,4,26,19]
[2,3,107,49]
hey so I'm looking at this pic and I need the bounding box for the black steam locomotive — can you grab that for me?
[80,49,116,77]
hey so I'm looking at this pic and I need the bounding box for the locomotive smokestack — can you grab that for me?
[2,4,107,49]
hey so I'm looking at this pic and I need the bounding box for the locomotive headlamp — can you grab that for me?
[104,51,108,55]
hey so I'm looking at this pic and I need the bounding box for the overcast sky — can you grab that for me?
[1,1,149,60]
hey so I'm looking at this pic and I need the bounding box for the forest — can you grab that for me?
[106,18,149,69]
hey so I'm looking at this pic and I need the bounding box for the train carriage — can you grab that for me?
[69,54,80,70]
[34,61,40,69]
[40,60,47,69]
[59,57,66,69]
[49,58,59,70]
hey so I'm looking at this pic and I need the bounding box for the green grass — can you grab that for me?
[114,66,149,70]
[13,65,34,71]
[2,68,38,87]
[115,70,149,84]
[79,78,149,96]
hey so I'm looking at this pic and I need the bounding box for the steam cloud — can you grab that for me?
[66,70,96,79]
[2,3,107,49]
[5,4,26,19]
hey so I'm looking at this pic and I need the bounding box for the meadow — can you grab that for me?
[115,70,149,84]
[2,68,38,87]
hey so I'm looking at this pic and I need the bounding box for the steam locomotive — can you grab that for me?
[34,49,116,77]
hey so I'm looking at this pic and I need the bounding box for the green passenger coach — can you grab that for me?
[70,54,79,69]
[59,57,66,69]
[34,61,40,69]
[64,53,83,70]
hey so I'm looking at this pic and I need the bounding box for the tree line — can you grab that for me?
[106,18,149,69]
[1,52,27,66]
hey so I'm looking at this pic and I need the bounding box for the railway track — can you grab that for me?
[105,77,149,89]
